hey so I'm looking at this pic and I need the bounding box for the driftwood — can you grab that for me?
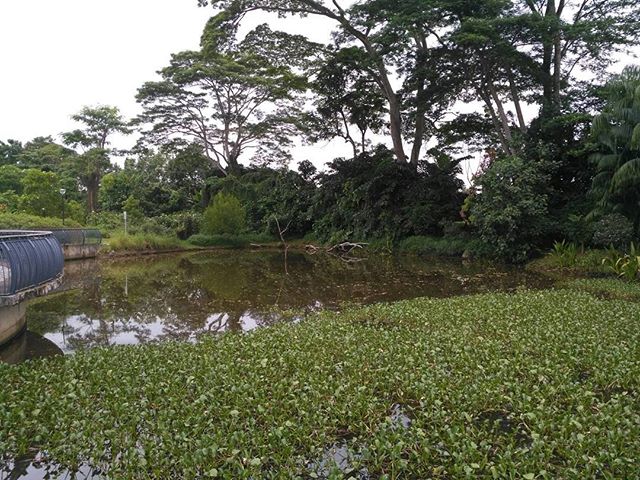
[305,242,369,262]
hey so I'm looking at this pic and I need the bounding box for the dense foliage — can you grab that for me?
[2,288,639,477]
[202,192,247,235]
[1,1,639,261]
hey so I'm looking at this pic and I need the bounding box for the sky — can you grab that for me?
[0,0,638,173]
[0,0,350,168]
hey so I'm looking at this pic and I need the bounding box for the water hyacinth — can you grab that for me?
[0,288,639,478]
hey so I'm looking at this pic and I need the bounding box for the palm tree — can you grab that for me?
[590,66,640,234]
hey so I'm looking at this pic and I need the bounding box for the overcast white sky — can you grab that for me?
[0,1,637,172]
[0,0,351,169]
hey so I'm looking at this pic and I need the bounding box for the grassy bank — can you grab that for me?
[526,249,610,276]
[188,233,277,249]
[1,286,639,478]
[100,233,193,253]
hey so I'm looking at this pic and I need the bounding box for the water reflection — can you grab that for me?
[3,251,549,355]
[0,330,63,364]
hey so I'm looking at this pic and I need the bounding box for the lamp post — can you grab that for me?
[59,188,66,225]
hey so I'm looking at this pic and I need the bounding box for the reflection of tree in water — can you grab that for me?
[25,251,550,352]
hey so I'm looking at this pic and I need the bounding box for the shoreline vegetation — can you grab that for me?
[1,280,639,478]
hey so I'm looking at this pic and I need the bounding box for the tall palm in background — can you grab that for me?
[590,66,640,234]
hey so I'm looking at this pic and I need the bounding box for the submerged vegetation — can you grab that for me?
[1,287,639,478]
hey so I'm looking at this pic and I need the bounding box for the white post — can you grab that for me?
[124,211,128,236]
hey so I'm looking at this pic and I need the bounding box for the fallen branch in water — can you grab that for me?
[305,242,369,262]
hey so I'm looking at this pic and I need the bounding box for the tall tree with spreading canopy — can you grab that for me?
[135,18,314,176]
[62,105,130,212]
[197,0,465,167]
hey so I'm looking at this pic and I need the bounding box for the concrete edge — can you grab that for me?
[0,275,64,307]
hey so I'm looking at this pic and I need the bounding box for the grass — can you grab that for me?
[1,286,640,478]
[188,233,276,249]
[526,249,610,276]
[100,232,192,253]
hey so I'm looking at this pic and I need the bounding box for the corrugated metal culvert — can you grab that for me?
[0,231,64,296]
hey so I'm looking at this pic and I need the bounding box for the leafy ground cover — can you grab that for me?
[1,288,639,478]
[559,278,640,302]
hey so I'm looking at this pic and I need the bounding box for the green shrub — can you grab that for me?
[0,212,81,230]
[470,156,552,263]
[601,244,640,282]
[549,240,579,267]
[154,212,203,240]
[86,211,124,237]
[591,213,634,249]
[202,192,246,235]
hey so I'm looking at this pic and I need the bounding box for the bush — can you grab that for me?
[154,212,203,240]
[0,212,82,229]
[591,213,634,249]
[471,156,552,263]
[86,211,124,237]
[312,149,464,241]
[202,192,246,235]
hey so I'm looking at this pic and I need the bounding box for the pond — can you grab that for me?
[0,250,550,362]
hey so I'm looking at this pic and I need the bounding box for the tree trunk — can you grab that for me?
[508,70,527,133]
[86,175,99,213]
[541,0,559,117]
[479,88,513,156]
[410,79,427,168]
[387,92,407,164]
[488,82,513,146]
[553,30,563,106]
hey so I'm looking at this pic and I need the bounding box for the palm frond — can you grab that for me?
[611,158,640,192]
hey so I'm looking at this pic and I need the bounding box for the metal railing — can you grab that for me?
[49,228,102,246]
[0,231,64,296]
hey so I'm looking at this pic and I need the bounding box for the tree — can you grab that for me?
[202,192,247,234]
[471,156,553,262]
[197,0,457,166]
[307,47,386,158]
[0,165,25,194]
[589,66,640,234]
[62,105,130,212]
[136,20,312,176]
[0,139,23,165]
[19,169,63,217]
[16,136,77,171]
[451,0,640,151]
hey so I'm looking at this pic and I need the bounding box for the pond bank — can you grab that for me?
[1,281,638,478]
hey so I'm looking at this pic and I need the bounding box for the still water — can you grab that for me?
[1,250,549,360]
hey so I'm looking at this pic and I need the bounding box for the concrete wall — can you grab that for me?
[0,302,26,346]
[62,243,101,260]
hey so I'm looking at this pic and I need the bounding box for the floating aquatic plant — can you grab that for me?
[0,288,639,478]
